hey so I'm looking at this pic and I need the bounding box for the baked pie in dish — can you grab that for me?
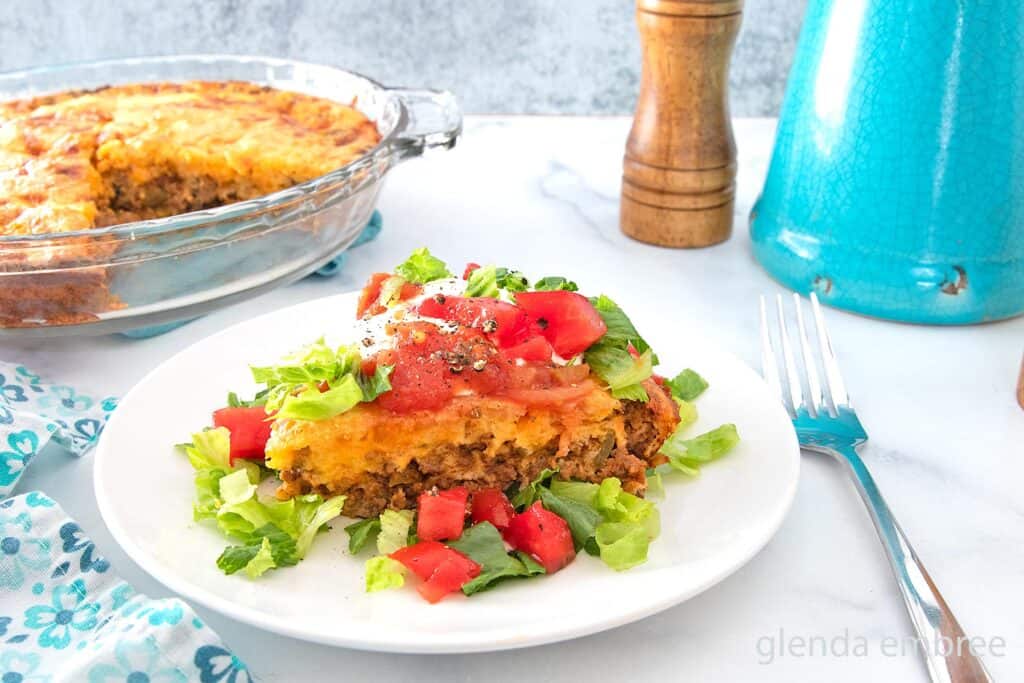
[0,56,460,334]
[0,81,381,235]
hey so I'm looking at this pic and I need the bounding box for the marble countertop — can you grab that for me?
[6,117,1022,681]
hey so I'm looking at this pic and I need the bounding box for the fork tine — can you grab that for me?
[758,295,785,409]
[793,293,824,416]
[810,292,851,408]
[775,294,804,412]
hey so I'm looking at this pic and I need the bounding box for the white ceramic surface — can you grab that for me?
[93,290,800,653]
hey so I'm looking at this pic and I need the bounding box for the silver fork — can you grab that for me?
[760,292,992,683]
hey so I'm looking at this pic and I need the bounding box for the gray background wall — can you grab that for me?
[0,0,806,116]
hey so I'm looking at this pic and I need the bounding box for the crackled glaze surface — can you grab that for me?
[751,0,1024,324]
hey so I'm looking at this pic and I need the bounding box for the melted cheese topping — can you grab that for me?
[0,81,381,236]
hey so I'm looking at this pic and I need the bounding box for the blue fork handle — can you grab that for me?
[817,444,994,683]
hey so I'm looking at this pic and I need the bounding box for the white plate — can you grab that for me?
[94,291,800,653]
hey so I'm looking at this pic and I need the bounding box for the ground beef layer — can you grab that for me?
[265,378,680,518]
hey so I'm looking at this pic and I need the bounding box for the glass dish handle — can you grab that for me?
[389,88,462,160]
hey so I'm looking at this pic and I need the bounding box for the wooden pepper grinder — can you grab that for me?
[621,0,742,247]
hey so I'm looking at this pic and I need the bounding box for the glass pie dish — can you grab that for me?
[0,55,461,337]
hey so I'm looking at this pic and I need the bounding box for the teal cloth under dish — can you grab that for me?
[0,364,252,681]
[120,209,382,339]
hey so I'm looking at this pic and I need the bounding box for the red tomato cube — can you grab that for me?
[417,555,481,604]
[390,541,481,603]
[513,291,607,358]
[501,335,554,363]
[417,296,531,348]
[416,487,469,541]
[212,406,272,463]
[503,501,576,574]
[470,489,515,530]
[389,541,454,580]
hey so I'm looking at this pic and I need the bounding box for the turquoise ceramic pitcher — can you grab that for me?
[751,0,1024,324]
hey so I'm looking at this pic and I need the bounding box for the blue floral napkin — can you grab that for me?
[0,370,251,680]
[1,491,251,682]
[0,363,117,499]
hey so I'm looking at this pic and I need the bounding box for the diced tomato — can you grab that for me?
[503,501,576,573]
[356,272,390,318]
[462,262,481,280]
[470,489,515,530]
[212,406,272,463]
[356,273,423,318]
[390,541,451,580]
[417,487,469,541]
[501,335,553,362]
[417,554,481,604]
[390,540,480,597]
[415,557,479,602]
[513,291,607,357]
[417,296,531,348]
[390,541,480,603]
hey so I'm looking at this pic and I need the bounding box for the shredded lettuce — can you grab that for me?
[548,480,599,507]
[274,376,364,421]
[377,509,414,555]
[582,295,658,400]
[497,268,530,293]
[645,468,665,499]
[345,518,381,554]
[394,247,452,283]
[675,398,698,430]
[533,276,578,292]
[249,337,389,423]
[448,522,546,595]
[182,430,346,578]
[660,423,741,475]
[510,468,558,509]
[376,275,408,310]
[545,476,660,569]
[588,295,658,363]
[595,522,650,571]
[584,343,653,400]
[667,369,709,402]
[226,390,268,408]
[357,364,394,402]
[182,428,233,470]
[216,523,299,577]
[466,265,531,298]
[365,556,406,592]
[251,337,346,389]
[538,487,603,554]
[466,265,500,298]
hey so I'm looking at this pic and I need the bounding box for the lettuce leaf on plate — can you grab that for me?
[666,369,709,402]
[394,247,452,284]
[365,556,406,592]
[546,476,660,569]
[532,276,578,292]
[181,430,346,578]
[660,423,741,476]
